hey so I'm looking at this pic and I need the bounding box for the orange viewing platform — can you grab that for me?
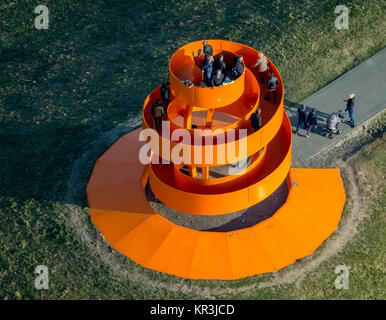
[87,40,346,280]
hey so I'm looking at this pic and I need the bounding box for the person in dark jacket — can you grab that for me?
[265,71,279,104]
[230,56,244,80]
[213,54,226,73]
[160,81,170,116]
[211,69,224,88]
[202,56,214,86]
[295,104,307,135]
[203,40,213,59]
[250,108,262,132]
[152,99,164,132]
[344,93,356,128]
[306,107,318,137]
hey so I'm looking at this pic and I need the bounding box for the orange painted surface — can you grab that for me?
[140,40,289,214]
[142,42,283,166]
[88,133,346,279]
[87,40,346,280]
[148,113,291,215]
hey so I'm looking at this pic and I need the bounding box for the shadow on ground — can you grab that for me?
[146,179,289,232]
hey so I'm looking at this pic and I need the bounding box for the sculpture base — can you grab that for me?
[87,128,346,280]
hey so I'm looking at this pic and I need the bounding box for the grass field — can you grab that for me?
[0,0,385,299]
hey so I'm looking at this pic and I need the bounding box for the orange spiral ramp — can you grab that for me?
[140,39,289,214]
[87,40,346,280]
[148,112,292,215]
[141,41,284,167]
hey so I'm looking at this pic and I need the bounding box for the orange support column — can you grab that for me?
[201,166,209,179]
[184,104,193,129]
[183,104,195,177]
[189,166,197,178]
[205,108,215,128]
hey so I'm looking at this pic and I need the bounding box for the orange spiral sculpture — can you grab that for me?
[87,40,346,280]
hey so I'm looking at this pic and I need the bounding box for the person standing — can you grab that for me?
[160,82,170,115]
[265,71,279,104]
[211,69,224,88]
[295,104,307,135]
[250,109,262,132]
[344,93,356,128]
[203,40,213,59]
[252,52,269,84]
[306,107,318,138]
[230,56,244,80]
[202,56,214,86]
[151,99,164,132]
[213,54,226,74]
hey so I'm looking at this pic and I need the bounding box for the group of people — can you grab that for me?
[151,42,357,138]
[248,52,281,133]
[151,43,281,132]
[252,52,279,105]
[294,93,356,138]
[191,40,245,88]
[295,105,318,138]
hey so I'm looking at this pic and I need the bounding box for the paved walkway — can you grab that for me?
[286,47,386,166]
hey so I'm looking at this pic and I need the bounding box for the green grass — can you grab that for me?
[0,0,385,299]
